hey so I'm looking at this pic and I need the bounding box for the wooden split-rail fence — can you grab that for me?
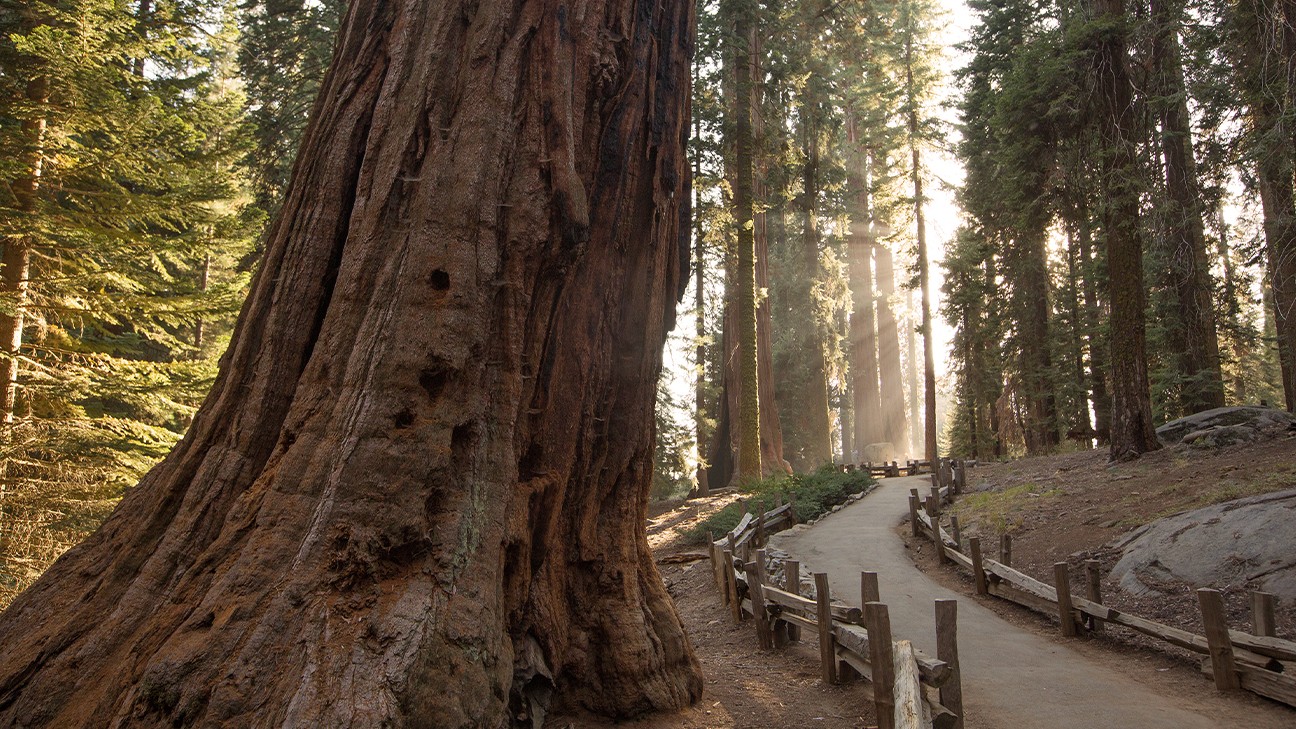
[707,499,966,729]
[911,479,1296,709]
[837,458,975,488]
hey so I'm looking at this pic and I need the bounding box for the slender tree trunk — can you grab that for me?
[732,0,761,480]
[1214,204,1247,402]
[0,3,702,726]
[0,75,49,424]
[194,252,211,351]
[1073,196,1111,442]
[799,107,832,467]
[1151,0,1224,413]
[905,30,938,463]
[1014,228,1059,453]
[906,289,922,456]
[910,145,938,463]
[1091,0,1162,459]
[693,117,709,497]
[1065,225,1093,445]
[875,245,908,452]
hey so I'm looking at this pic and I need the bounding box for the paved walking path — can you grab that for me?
[771,475,1228,729]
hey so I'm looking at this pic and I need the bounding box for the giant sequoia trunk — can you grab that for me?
[0,2,702,726]
[1090,0,1162,459]
[1150,0,1224,415]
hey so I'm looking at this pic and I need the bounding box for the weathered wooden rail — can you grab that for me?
[910,481,1296,709]
[707,499,966,729]
[838,458,976,483]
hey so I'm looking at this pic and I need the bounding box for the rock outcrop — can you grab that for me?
[1155,405,1295,447]
[1109,488,1296,600]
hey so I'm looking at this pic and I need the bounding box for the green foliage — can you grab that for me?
[0,0,265,606]
[683,465,874,544]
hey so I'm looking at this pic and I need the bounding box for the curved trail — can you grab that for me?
[770,475,1232,729]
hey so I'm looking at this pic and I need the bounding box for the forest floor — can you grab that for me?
[546,493,878,729]
[550,435,1296,728]
[942,436,1296,641]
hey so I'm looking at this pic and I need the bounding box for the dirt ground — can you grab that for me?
[546,494,879,729]
[550,435,1296,727]
[947,436,1296,642]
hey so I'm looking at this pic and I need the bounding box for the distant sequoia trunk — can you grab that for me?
[0,2,702,727]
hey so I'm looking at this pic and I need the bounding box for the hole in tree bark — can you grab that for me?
[429,269,450,290]
[419,366,449,401]
[394,408,415,429]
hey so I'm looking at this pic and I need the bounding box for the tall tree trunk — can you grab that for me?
[1090,0,1162,459]
[845,117,881,459]
[693,117,709,497]
[1214,203,1247,402]
[1065,225,1093,445]
[798,106,832,467]
[1270,0,1296,410]
[0,74,49,423]
[194,252,211,351]
[1150,0,1224,414]
[1013,228,1059,454]
[1072,195,1111,442]
[0,2,702,726]
[910,147,938,463]
[906,29,938,463]
[733,0,761,480]
[906,289,922,456]
[1255,156,1296,410]
[875,245,908,452]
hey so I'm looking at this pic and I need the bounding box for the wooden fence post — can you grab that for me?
[969,537,988,596]
[1054,563,1077,637]
[935,599,964,729]
[861,571,881,608]
[950,515,962,552]
[755,509,767,548]
[707,531,719,592]
[909,490,921,537]
[1198,588,1240,691]
[1000,534,1012,567]
[865,601,896,728]
[788,493,798,525]
[893,640,931,729]
[1251,591,1276,637]
[723,549,742,623]
[814,573,838,685]
[926,495,945,564]
[785,559,801,642]
[930,484,941,512]
[751,551,775,649]
[1084,560,1103,633]
[956,460,968,493]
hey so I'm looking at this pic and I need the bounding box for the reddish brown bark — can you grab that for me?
[1151,0,1224,415]
[0,2,701,726]
[1090,0,1162,459]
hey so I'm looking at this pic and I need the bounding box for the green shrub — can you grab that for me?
[684,466,875,544]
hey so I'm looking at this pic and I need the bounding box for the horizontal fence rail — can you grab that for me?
[908,475,1296,710]
[707,499,965,729]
